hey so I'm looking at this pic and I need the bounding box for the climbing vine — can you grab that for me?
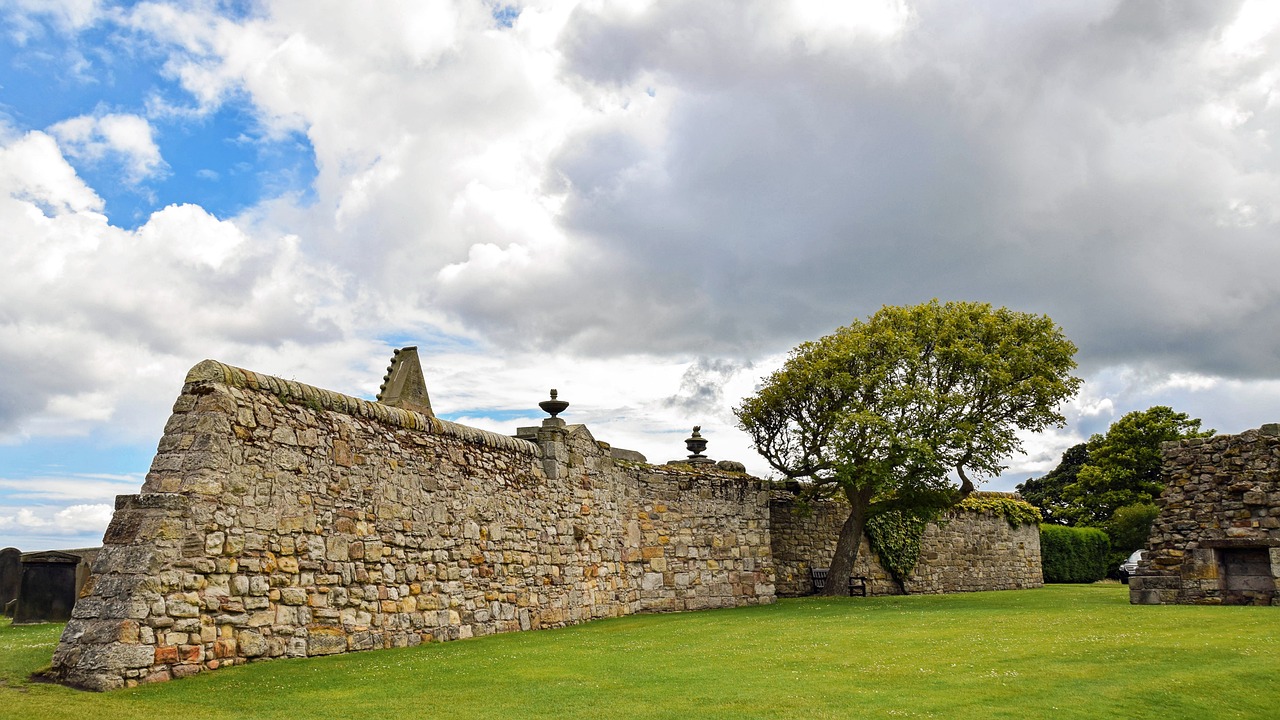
[865,509,937,582]
[866,494,1042,582]
[957,494,1042,527]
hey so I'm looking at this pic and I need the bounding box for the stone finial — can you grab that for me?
[376,346,434,417]
[684,425,712,464]
[539,389,569,419]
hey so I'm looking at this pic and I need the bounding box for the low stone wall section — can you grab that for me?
[770,495,1043,597]
[50,360,774,690]
[1131,424,1280,605]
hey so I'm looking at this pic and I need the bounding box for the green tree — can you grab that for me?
[1102,502,1160,550]
[1062,406,1213,526]
[1016,442,1087,525]
[735,301,1080,595]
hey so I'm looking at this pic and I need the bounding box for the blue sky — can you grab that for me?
[0,1,321,547]
[3,0,1280,550]
[0,9,316,227]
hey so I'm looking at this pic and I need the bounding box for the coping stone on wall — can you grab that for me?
[184,359,538,457]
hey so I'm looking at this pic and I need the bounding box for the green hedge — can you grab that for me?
[1039,524,1110,583]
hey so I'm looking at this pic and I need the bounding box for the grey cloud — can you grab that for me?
[424,0,1280,382]
[665,357,751,415]
[0,343,96,433]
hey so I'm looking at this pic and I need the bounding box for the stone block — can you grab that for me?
[213,637,236,659]
[238,630,267,657]
[326,537,349,562]
[307,627,348,656]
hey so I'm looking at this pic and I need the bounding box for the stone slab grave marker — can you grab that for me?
[0,547,19,617]
[13,550,81,624]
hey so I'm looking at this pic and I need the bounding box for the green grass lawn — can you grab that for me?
[1,584,1276,719]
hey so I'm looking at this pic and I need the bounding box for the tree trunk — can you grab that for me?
[957,465,975,497]
[823,489,870,596]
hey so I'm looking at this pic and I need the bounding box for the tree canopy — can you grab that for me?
[1016,442,1087,525]
[1017,405,1212,576]
[1018,406,1213,538]
[736,300,1080,595]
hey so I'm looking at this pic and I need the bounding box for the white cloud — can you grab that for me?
[1218,0,1280,59]
[0,129,356,442]
[48,113,166,184]
[135,203,248,270]
[1075,397,1116,419]
[5,0,1280,521]
[1,0,102,40]
[0,129,103,216]
[0,503,113,536]
[788,0,914,48]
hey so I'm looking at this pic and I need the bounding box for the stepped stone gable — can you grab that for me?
[50,360,775,690]
[769,492,1043,597]
[1130,424,1280,606]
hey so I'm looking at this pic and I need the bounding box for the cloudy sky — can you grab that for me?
[2,0,1278,549]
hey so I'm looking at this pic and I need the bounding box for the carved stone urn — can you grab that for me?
[538,389,569,418]
[684,426,711,464]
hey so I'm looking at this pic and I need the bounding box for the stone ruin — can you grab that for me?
[1131,424,1280,605]
[48,348,1042,690]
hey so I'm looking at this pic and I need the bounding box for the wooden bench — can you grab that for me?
[810,567,868,596]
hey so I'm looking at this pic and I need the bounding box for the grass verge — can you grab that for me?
[1,584,1276,719]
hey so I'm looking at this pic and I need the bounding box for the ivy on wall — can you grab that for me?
[866,494,1042,583]
[957,494,1043,527]
[865,509,934,582]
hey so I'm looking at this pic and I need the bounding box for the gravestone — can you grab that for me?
[13,550,81,624]
[0,547,20,616]
[0,545,20,614]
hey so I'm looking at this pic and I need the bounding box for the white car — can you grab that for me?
[1118,549,1145,584]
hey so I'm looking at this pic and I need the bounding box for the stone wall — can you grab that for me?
[770,494,1043,597]
[50,360,775,690]
[1130,424,1280,606]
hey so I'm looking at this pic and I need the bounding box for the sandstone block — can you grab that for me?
[238,630,268,657]
[213,638,237,658]
[306,628,347,656]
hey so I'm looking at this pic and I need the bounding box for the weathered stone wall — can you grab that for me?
[770,494,1043,597]
[1130,424,1280,606]
[770,497,896,596]
[51,360,774,690]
